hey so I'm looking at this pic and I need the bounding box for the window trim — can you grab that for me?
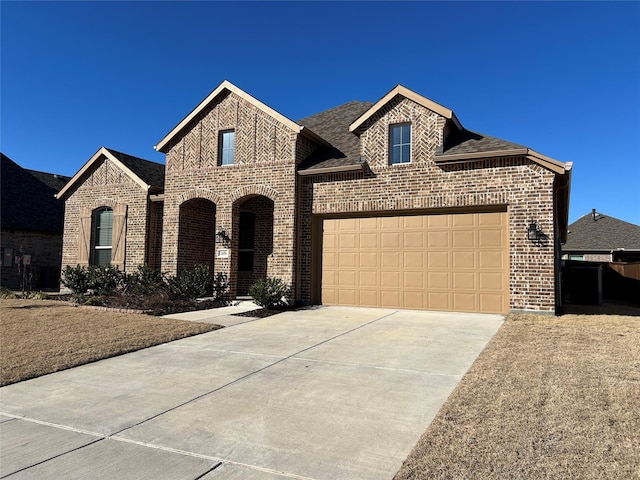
[219,129,235,166]
[389,123,412,165]
[92,207,113,266]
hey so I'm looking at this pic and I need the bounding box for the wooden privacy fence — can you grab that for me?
[607,261,640,281]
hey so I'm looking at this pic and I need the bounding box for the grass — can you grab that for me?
[0,298,221,386]
[395,309,640,479]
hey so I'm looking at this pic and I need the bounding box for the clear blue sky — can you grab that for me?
[2,1,639,225]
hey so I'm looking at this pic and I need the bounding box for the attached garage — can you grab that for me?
[320,210,509,314]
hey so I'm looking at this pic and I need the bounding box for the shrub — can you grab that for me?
[0,287,16,299]
[28,291,50,300]
[87,265,124,296]
[248,277,291,309]
[167,264,212,300]
[124,265,165,296]
[61,265,90,294]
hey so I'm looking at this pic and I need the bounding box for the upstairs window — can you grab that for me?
[390,123,411,164]
[219,130,235,166]
[92,207,113,265]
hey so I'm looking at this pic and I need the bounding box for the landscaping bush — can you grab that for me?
[61,265,90,294]
[167,263,213,300]
[124,265,166,296]
[87,265,124,296]
[248,277,291,309]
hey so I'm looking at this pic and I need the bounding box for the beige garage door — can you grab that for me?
[321,212,509,314]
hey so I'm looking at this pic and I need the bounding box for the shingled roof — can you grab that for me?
[297,101,373,172]
[563,211,640,251]
[106,148,165,189]
[1,153,70,233]
[295,89,565,174]
[57,147,165,200]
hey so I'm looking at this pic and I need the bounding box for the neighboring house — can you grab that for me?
[56,147,165,273]
[562,210,640,262]
[1,153,70,289]
[58,81,572,314]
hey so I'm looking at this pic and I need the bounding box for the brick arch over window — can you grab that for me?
[178,188,221,206]
[230,184,279,203]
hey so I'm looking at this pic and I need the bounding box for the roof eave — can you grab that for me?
[435,148,570,175]
[155,80,302,153]
[56,147,150,200]
[349,85,462,133]
[297,163,364,176]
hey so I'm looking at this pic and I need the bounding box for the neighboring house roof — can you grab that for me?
[155,80,330,153]
[57,147,165,200]
[563,211,640,252]
[1,152,70,233]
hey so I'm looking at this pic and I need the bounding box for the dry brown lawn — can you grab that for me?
[0,298,221,386]
[395,309,640,480]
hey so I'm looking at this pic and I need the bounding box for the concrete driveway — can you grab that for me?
[0,306,503,479]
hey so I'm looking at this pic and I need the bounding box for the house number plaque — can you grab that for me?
[217,249,230,259]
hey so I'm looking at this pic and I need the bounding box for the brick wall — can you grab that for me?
[61,158,151,273]
[298,99,558,313]
[161,92,298,298]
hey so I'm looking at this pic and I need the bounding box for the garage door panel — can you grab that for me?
[404,291,426,309]
[404,251,424,268]
[359,233,378,248]
[338,252,357,267]
[428,252,449,268]
[453,272,476,289]
[321,212,508,313]
[453,230,476,248]
[381,252,400,267]
[479,251,504,269]
[404,271,425,289]
[479,229,503,248]
[452,214,475,227]
[427,231,449,248]
[381,290,401,307]
[338,270,356,286]
[403,231,424,248]
[428,292,450,311]
[453,251,476,269]
[339,233,357,248]
[427,271,449,289]
[359,252,378,268]
[453,293,477,312]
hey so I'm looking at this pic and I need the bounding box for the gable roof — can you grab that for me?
[56,147,165,200]
[563,211,640,251]
[1,152,71,233]
[154,80,329,153]
[349,84,463,133]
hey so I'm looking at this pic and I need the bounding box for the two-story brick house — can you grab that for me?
[58,80,572,314]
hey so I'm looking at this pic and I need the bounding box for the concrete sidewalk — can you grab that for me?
[0,306,504,479]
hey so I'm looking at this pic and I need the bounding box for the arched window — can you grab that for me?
[92,207,113,265]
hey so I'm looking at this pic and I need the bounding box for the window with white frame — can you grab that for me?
[390,123,411,164]
[219,130,235,166]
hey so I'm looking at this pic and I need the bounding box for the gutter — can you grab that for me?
[297,163,364,176]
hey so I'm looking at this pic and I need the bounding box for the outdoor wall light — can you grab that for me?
[527,221,543,242]
[215,228,230,245]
